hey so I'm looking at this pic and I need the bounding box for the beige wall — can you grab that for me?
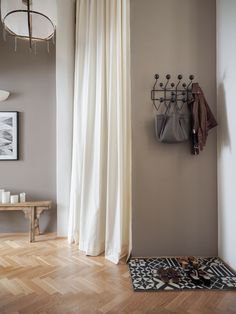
[0,25,56,232]
[217,0,236,270]
[131,0,217,256]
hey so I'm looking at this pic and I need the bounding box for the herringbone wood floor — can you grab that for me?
[0,234,236,314]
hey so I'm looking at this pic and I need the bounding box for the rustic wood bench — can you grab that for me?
[0,201,52,242]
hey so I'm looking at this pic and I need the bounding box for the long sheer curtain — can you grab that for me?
[68,0,132,264]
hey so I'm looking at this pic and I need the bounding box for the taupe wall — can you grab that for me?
[131,0,217,256]
[0,25,56,233]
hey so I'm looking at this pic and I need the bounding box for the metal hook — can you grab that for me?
[151,74,195,113]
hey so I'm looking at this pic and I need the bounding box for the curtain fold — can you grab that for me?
[68,0,132,264]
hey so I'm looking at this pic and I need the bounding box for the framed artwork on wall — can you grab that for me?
[0,111,19,160]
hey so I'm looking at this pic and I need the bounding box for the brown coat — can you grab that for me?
[189,83,217,155]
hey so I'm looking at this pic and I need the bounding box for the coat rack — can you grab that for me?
[151,74,195,112]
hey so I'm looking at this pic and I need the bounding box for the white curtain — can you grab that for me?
[68,0,132,264]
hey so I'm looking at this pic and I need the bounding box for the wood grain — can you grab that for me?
[0,234,235,314]
[0,201,52,210]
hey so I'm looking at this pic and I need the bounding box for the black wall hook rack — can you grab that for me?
[151,74,195,112]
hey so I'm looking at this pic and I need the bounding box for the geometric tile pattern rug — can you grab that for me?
[128,257,236,291]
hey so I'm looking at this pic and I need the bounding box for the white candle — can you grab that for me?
[11,195,19,204]
[20,193,26,203]
[0,189,5,203]
[2,191,10,204]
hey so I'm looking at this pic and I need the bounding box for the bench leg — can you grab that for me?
[35,218,40,235]
[23,207,44,242]
[30,207,36,243]
[36,209,45,236]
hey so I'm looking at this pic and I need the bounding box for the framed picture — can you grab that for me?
[0,111,19,160]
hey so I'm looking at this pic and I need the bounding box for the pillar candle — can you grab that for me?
[0,189,5,203]
[2,191,10,204]
[20,193,26,203]
[10,195,19,204]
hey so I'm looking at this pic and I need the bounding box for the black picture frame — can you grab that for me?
[0,111,19,161]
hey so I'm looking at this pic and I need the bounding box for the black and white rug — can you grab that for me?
[128,257,236,291]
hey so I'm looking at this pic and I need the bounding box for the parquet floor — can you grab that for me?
[0,234,236,314]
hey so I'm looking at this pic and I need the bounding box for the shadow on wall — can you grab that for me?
[217,79,231,258]
[0,209,57,234]
[218,82,231,151]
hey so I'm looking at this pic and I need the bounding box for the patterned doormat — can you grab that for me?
[128,257,236,291]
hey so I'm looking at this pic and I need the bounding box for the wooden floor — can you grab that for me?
[0,234,235,314]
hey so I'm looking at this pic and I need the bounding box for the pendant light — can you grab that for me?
[1,0,57,52]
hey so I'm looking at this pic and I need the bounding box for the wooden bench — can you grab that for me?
[0,201,52,242]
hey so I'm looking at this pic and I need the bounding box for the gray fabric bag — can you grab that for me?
[155,106,190,143]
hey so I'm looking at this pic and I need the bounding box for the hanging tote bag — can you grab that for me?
[155,104,191,143]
